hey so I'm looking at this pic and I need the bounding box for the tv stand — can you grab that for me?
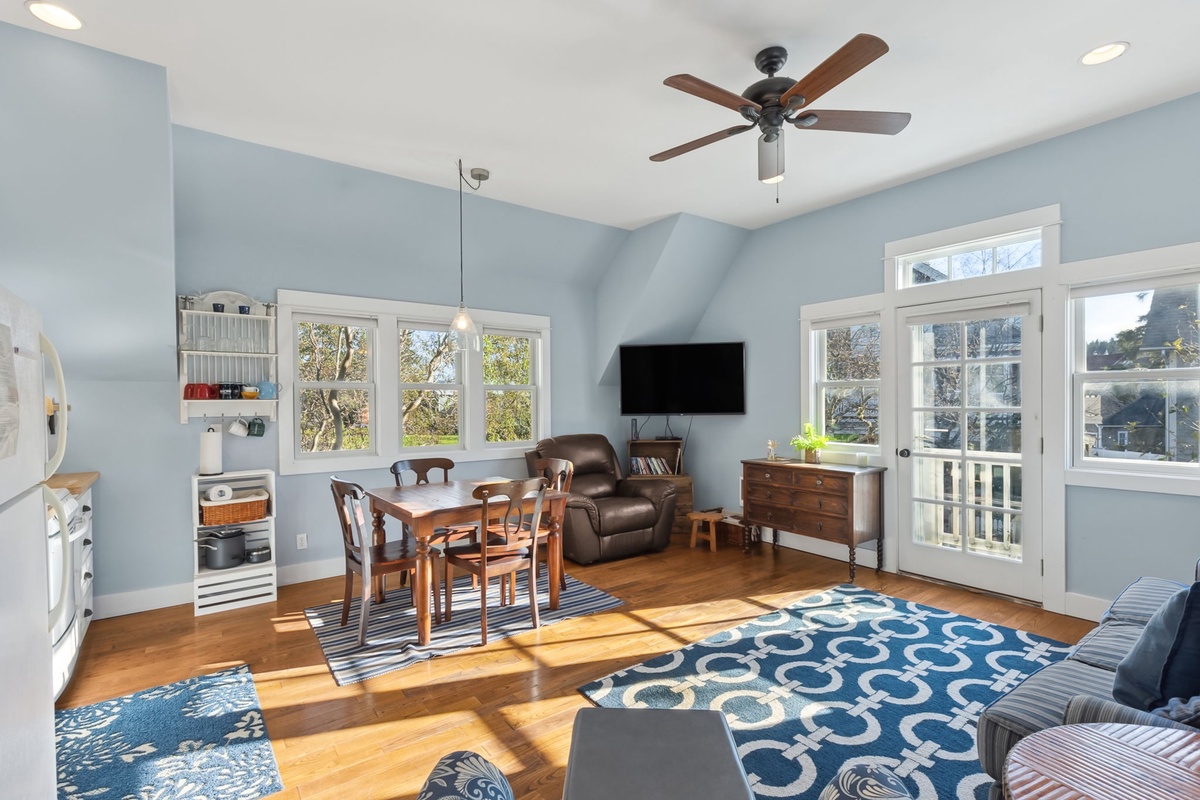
[627,439,693,535]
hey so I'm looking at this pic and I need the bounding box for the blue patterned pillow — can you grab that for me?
[417,751,514,800]
[818,764,914,800]
[1114,583,1200,710]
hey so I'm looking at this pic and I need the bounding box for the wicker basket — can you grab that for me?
[199,490,269,526]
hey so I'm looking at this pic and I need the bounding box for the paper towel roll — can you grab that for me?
[199,427,223,476]
[207,484,234,502]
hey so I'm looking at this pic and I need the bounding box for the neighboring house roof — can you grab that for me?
[1103,392,1165,428]
[1141,286,1199,355]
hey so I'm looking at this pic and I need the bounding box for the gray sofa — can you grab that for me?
[977,563,1200,799]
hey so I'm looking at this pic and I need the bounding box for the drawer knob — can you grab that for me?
[84,571,93,580]
[83,538,92,547]
[764,472,771,480]
[817,522,823,531]
[83,609,93,618]
[817,499,823,508]
[766,512,773,521]
[766,491,772,499]
[815,479,823,486]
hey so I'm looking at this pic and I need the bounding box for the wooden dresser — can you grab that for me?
[741,459,885,580]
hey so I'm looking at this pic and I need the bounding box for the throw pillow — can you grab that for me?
[1152,695,1200,727]
[1113,582,1200,710]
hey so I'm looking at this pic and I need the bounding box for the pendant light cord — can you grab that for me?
[457,159,485,305]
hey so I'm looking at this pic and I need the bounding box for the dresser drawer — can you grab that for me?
[792,514,849,542]
[792,491,848,517]
[745,483,795,505]
[745,501,795,530]
[744,464,793,485]
[794,471,849,495]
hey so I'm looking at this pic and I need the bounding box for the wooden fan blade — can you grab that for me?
[790,110,911,135]
[780,33,890,108]
[649,124,756,162]
[664,74,762,114]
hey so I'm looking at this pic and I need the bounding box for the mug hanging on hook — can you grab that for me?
[228,417,249,437]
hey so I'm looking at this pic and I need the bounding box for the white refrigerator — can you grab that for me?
[0,285,70,797]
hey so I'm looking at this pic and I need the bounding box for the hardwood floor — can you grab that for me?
[58,537,1094,800]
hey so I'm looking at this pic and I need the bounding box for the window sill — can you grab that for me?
[1065,466,1200,497]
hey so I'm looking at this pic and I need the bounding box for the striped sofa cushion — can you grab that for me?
[1067,622,1144,671]
[1100,576,1186,625]
[1064,695,1195,730]
[976,659,1116,778]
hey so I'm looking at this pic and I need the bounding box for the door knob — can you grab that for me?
[899,448,911,458]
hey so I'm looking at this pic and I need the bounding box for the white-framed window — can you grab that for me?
[813,317,881,446]
[1070,274,1200,473]
[294,313,377,458]
[277,290,551,476]
[800,296,887,462]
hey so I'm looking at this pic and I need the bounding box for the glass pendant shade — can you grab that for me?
[450,304,479,351]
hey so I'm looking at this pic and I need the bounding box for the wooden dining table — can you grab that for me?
[364,478,568,646]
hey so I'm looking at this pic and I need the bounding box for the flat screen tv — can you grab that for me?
[619,342,746,416]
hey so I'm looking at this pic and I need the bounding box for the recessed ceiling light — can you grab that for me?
[1080,41,1129,66]
[25,1,83,30]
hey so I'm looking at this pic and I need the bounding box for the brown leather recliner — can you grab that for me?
[524,434,677,565]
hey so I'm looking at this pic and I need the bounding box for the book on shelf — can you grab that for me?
[630,456,675,476]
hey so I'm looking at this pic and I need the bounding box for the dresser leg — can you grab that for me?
[849,545,857,582]
[772,527,779,549]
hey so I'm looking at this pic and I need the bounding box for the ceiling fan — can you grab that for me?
[650,34,911,183]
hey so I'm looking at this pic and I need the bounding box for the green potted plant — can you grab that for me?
[791,423,831,464]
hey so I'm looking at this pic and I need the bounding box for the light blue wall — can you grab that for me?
[173,127,630,572]
[686,91,1200,600]
[0,22,180,598]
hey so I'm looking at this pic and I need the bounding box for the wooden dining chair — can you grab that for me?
[330,476,440,646]
[531,457,573,592]
[390,457,479,543]
[443,477,548,645]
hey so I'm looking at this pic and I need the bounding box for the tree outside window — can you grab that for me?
[296,319,372,453]
[484,333,534,443]
[399,327,460,447]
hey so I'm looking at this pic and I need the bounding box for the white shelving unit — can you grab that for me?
[177,294,278,423]
[191,469,277,616]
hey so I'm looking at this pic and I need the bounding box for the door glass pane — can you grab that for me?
[916,365,961,407]
[912,501,960,549]
[916,323,960,361]
[915,411,961,452]
[966,509,1021,560]
[1081,380,1200,462]
[967,363,1021,407]
[967,316,1022,358]
[401,389,460,447]
[966,462,1022,510]
[912,456,961,503]
[966,412,1021,452]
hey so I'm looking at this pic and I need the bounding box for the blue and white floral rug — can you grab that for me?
[55,664,282,800]
[580,584,1071,800]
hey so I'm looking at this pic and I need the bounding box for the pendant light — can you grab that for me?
[450,159,489,352]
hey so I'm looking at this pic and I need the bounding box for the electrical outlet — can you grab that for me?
[296,533,308,550]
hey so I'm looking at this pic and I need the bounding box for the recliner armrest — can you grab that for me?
[566,493,603,532]
[1064,695,1194,731]
[616,478,676,511]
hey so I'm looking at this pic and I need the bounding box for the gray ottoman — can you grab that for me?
[563,708,754,800]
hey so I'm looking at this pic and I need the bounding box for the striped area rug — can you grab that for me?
[305,572,623,685]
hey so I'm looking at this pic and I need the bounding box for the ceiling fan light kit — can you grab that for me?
[651,33,911,186]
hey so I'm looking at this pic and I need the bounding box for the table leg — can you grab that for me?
[413,518,434,646]
[370,505,387,603]
[849,544,857,582]
[548,499,563,611]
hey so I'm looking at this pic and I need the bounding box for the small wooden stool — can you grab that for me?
[688,511,724,552]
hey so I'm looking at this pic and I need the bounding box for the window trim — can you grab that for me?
[277,289,551,476]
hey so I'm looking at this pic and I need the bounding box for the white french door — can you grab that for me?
[895,291,1043,601]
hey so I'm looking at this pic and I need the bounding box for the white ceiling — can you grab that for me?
[6,1,1200,230]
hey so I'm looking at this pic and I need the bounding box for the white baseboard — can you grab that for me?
[1064,591,1110,622]
[94,582,192,619]
[770,529,881,572]
[277,557,343,586]
[95,557,345,619]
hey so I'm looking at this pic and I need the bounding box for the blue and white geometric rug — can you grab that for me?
[580,584,1071,800]
[306,571,624,685]
[55,664,282,800]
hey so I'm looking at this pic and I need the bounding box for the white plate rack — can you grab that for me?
[177,294,279,423]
